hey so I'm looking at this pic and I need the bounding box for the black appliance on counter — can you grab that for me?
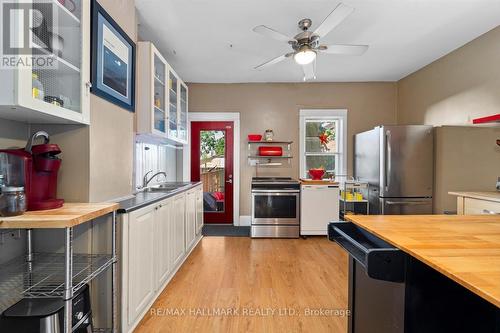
[328,222,500,333]
[0,284,93,333]
[251,177,300,238]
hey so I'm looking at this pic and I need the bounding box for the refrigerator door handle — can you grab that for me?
[385,130,392,192]
[386,200,430,206]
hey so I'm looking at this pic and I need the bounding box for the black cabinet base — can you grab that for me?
[348,256,500,333]
[405,257,499,333]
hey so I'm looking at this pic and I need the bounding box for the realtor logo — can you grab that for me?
[1,0,58,69]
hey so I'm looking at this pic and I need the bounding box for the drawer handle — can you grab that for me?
[483,209,500,215]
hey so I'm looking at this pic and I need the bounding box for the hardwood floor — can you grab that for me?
[134,237,349,333]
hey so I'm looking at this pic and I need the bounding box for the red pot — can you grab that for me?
[248,134,262,141]
[258,146,283,156]
[308,169,325,180]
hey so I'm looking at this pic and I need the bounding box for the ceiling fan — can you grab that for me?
[252,3,368,81]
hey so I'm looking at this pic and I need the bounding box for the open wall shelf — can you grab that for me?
[247,139,293,166]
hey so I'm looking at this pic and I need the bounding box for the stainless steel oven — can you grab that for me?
[251,177,300,238]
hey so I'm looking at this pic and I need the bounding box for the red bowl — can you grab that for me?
[248,134,262,141]
[308,169,325,180]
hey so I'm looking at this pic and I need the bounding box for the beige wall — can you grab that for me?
[188,82,398,215]
[88,0,136,202]
[434,126,500,214]
[397,26,500,213]
[0,119,30,149]
[398,26,500,125]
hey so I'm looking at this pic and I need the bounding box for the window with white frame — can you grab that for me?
[299,109,347,179]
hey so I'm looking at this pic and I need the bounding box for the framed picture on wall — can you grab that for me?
[91,0,135,112]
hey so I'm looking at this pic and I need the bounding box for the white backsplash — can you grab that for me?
[135,140,181,189]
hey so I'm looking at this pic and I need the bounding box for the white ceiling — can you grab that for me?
[135,0,500,83]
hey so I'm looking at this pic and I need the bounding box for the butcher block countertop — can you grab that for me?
[300,178,339,185]
[449,191,500,203]
[345,215,500,308]
[0,202,119,229]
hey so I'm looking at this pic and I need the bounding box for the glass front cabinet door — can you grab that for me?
[0,0,90,124]
[152,49,167,135]
[137,42,169,137]
[168,70,179,140]
[178,82,188,143]
[137,42,188,144]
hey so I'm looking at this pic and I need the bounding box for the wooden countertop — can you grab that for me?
[0,202,119,229]
[345,215,500,308]
[449,191,500,203]
[300,178,339,185]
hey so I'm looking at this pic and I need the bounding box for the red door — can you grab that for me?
[191,121,234,224]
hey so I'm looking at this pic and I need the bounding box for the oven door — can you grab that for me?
[251,190,300,225]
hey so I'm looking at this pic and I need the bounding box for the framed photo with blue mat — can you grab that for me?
[91,0,135,112]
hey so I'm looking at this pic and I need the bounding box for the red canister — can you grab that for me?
[258,146,283,156]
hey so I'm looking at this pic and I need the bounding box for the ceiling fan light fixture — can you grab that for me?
[294,46,316,65]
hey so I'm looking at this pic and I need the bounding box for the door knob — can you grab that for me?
[226,179,233,184]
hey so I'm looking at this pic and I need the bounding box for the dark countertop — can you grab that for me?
[117,182,201,213]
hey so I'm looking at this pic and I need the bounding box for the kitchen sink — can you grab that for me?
[140,182,191,193]
[141,187,169,192]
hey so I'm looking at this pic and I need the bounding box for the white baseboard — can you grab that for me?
[239,215,251,226]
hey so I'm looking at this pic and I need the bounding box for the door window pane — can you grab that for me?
[305,120,337,152]
[200,130,226,212]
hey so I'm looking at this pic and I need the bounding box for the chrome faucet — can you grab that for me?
[142,170,167,188]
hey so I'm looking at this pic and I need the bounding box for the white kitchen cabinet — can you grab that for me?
[0,0,90,124]
[450,192,500,215]
[121,186,203,333]
[171,193,186,268]
[155,198,173,289]
[137,42,168,137]
[195,186,204,235]
[126,205,155,326]
[185,189,197,250]
[137,41,188,144]
[167,69,189,144]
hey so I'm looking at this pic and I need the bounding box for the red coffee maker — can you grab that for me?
[0,131,64,211]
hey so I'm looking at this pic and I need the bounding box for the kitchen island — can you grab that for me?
[330,215,500,333]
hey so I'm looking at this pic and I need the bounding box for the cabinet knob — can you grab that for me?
[85,82,92,96]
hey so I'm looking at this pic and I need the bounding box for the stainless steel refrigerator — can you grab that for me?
[354,125,434,215]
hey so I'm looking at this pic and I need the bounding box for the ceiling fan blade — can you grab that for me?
[313,3,354,38]
[321,44,368,55]
[302,62,316,81]
[254,53,289,70]
[253,25,293,42]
